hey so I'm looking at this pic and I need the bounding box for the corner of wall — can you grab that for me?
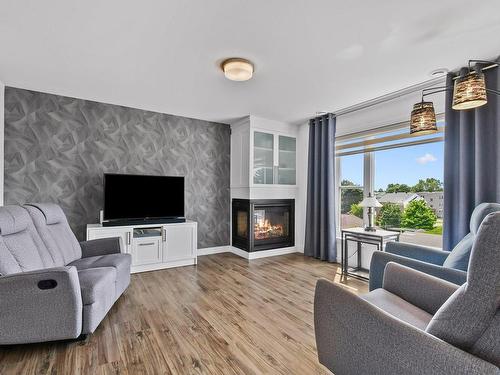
[295,122,309,251]
[0,80,4,206]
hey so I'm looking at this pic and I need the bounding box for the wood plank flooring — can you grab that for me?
[0,253,367,375]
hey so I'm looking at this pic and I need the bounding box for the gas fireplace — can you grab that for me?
[232,199,294,252]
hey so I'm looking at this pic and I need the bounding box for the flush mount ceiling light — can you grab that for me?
[410,59,500,135]
[221,58,254,81]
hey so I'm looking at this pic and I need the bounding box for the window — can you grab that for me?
[339,154,364,229]
[374,141,444,248]
[336,120,445,248]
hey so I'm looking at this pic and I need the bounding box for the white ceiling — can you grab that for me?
[0,0,499,125]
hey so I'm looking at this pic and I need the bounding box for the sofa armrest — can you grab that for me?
[80,237,122,258]
[0,266,83,344]
[383,262,460,315]
[314,279,498,375]
[385,241,450,265]
[369,251,467,291]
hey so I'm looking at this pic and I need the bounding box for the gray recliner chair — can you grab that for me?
[314,212,500,375]
[369,202,500,290]
[0,204,131,345]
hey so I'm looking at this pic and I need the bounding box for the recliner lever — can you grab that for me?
[37,279,58,290]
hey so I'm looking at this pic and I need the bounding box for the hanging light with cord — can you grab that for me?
[409,59,500,134]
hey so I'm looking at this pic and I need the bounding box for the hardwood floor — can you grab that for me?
[0,253,367,375]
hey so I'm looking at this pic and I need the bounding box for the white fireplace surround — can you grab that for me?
[229,115,309,259]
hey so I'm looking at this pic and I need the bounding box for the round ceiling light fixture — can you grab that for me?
[221,58,254,81]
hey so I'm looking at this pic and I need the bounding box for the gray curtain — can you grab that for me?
[304,114,337,261]
[443,64,500,250]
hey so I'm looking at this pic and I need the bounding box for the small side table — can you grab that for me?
[341,227,400,281]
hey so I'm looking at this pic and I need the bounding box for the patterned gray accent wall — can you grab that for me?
[4,87,230,247]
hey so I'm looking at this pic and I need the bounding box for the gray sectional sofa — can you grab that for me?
[0,203,131,345]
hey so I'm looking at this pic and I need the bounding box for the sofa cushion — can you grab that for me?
[24,204,82,265]
[69,253,131,298]
[77,267,116,305]
[442,233,474,271]
[361,289,432,330]
[469,203,500,235]
[426,212,500,351]
[0,205,30,235]
[0,206,57,275]
[443,203,500,271]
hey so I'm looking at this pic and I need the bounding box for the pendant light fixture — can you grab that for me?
[410,59,500,135]
[452,71,488,110]
[410,86,449,135]
[410,101,437,135]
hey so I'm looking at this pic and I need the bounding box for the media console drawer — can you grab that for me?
[133,237,162,265]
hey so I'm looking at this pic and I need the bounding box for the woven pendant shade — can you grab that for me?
[410,101,437,135]
[452,71,488,110]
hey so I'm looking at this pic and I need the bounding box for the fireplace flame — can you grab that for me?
[254,218,285,240]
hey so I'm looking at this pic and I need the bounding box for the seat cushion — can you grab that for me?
[361,289,433,330]
[70,254,131,298]
[77,267,116,334]
[77,267,116,305]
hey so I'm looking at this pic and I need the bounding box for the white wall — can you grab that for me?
[0,80,4,206]
[295,122,309,252]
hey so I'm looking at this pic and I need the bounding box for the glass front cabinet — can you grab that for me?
[253,131,296,186]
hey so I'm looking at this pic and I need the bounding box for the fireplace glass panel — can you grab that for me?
[253,206,290,241]
[236,210,248,238]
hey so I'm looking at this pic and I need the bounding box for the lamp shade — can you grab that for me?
[221,58,254,81]
[359,195,382,208]
[410,101,438,135]
[452,71,488,110]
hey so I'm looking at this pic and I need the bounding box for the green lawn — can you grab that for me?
[425,225,443,235]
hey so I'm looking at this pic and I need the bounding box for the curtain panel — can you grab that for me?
[443,64,500,250]
[304,114,337,261]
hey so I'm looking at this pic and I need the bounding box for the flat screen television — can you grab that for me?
[103,173,185,225]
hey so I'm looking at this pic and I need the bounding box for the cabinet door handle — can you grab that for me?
[162,228,166,242]
[127,232,131,245]
[139,242,155,246]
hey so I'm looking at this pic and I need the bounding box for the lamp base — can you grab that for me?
[364,226,377,232]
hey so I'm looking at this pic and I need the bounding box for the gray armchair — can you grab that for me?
[314,212,500,375]
[369,202,500,290]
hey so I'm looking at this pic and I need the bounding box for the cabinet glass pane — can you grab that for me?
[254,132,274,184]
[278,136,296,185]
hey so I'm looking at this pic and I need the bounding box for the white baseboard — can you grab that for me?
[197,245,302,260]
[131,258,196,274]
[197,245,232,256]
[230,246,300,260]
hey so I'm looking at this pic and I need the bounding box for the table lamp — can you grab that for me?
[359,193,382,232]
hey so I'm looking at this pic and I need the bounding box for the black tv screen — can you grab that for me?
[103,174,184,221]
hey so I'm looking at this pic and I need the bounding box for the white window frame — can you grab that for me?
[336,120,445,236]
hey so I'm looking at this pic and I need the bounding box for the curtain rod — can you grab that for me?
[313,76,446,120]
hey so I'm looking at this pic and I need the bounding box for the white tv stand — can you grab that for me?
[86,221,197,274]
